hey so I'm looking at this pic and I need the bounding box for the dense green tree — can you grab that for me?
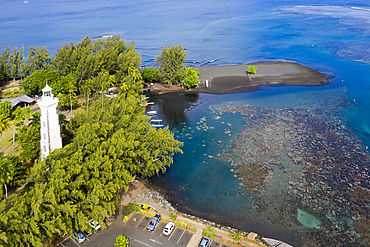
[20,70,61,95]
[20,70,75,96]
[0,45,11,81]
[50,42,77,76]
[27,46,51,73]
[0,37,183,247]
[141,67,160,83]
[75,37,94,81]
[182,67,199,88]
[0,158,14,198]
[155,45,187,86]
[12,107,32,151]
[8,46,24,81]
[18,111,41,161]
[74,36,141,84]
[0,101,12,119]
[116,40,141,81]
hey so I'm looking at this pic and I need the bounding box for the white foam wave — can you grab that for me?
[281,5,370,30]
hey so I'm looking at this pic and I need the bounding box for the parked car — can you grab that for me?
[89,219,101,230]
[147,214,161,231]
[198,236,210,247]
[163,222,175,235]
[73,231,86,243]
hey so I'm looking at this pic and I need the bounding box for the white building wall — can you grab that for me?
[38,85,63,160]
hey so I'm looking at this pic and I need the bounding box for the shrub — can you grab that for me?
[133,204,141,212]
[248,65,257,74]
[202,224,215,238]
[0,101,12,118]
[182,67,199,88]
[115,234,129,247]
[4,89,11,96]
[176,220,187,228]
[229,232,242,242]
[122,204,134,216]
[141,67,160,83]
[202,228,214,238]
[12,88,20,95]
[170,212,178,221]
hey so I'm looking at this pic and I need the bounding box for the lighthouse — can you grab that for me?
[38,84,63,160]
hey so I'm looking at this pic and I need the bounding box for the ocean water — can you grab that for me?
[2,0,370,246]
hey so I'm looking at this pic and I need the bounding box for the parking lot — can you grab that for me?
[56,230,103,247]
[209,239,233,247]
[125,213,193,247]
[57,212,194,247]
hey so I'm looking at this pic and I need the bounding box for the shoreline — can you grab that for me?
[121,179,282,247]
[148,61,334,96]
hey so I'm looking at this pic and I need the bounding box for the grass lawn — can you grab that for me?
[0,122,20,154]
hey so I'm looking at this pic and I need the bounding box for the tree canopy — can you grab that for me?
[0,36,187,246]
[182,67,199,88]
[155,45,187,86]
[0,69,182,247]
[141,67,160,83]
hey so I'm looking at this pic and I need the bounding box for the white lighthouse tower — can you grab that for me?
[38,84,63,160]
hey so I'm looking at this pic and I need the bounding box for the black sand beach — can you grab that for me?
[150,62,333,96]
[196,61,333,94]
[148,61,333,112]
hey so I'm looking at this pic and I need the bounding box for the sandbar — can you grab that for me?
[150,61,333,95]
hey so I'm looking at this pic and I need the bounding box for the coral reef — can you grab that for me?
[211,103,370,246]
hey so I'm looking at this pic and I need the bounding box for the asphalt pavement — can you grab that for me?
[57,212,195,247]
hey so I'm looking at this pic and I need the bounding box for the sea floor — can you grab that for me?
[150,84,370,246]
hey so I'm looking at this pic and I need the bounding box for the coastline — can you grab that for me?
[121,179,278,247]
[149,61,334,96]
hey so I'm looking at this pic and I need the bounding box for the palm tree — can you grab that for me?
[127,63,142,85]
[82,79,94,115]
[0,114,11,144]
[0,157,14,198]
[101,74,116,111]
[67,78,78,119]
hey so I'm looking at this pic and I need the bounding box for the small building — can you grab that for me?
[1,94,35,110]
[37,84,63,160]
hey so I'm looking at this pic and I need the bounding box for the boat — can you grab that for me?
[147,111,157,116]
[139,101,154,107]
[23,0,28,3]
[150,119,162,123]
[152,124,164,128]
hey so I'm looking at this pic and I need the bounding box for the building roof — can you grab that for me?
[1,94,35,108]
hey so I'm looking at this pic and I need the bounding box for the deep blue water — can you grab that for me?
[2,0,370,246]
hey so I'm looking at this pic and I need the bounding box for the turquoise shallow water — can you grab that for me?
[2,1,370,246]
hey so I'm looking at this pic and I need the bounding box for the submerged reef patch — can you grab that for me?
[211,103,370,246]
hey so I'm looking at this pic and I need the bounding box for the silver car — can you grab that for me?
[73,231,86,243]
[147,214,161,231]
[198,236,210,247]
